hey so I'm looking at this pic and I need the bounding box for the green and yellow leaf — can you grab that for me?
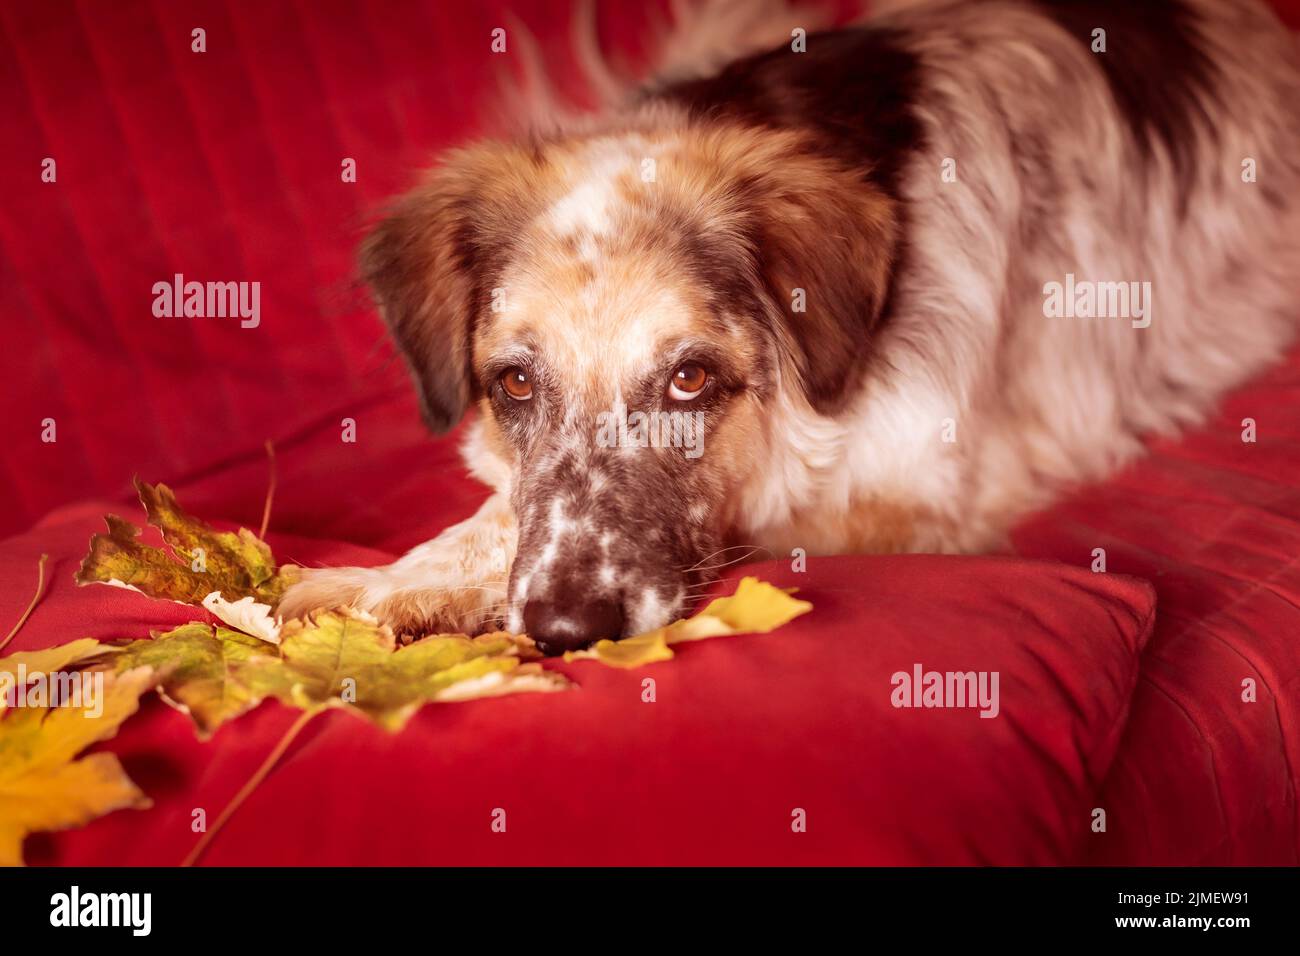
[76,479,293,643]
[102,623,279,739]
[232,610,570,732]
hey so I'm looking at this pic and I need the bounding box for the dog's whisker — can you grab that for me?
[685,550,769,575]
[681,585,719,595]
[679,546,776,574]
[681,574,723,589]
[677,545,767,573]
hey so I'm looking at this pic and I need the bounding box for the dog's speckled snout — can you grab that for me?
[505,438,716,651]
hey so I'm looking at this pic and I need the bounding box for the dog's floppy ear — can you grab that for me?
[360,143,541,432]
[740,154,900,415]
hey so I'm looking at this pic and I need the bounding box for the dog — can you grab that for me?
[278,0,1300,655]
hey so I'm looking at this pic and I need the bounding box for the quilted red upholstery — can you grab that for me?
[2,0,1298,865]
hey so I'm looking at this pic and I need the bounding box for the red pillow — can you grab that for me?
[9,513,1154,864]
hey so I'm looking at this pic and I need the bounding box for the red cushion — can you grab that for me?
[4,500,1153,864]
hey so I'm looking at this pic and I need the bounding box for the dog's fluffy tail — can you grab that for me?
[498,0,840,130]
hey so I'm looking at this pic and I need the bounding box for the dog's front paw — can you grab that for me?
[367,584,506,638]
[277,566,506,639]
[276,566,381,622]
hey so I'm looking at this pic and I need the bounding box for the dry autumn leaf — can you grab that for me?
[101,623,279,739]
[233,609,570,732]
[0,667,155,866]
[76,479,292,643]
[563,576,813,668]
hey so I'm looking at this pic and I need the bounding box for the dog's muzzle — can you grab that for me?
[524,597,625,656]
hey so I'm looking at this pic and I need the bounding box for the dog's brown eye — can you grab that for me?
[668,364,708,401]
[500,367,533,400]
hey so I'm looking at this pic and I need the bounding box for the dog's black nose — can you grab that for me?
[524,599,624,656]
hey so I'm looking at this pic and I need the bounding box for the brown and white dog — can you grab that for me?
[279,0,1300,654]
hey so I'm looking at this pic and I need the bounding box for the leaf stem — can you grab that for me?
[258,439,277,541]
[181,707,318,867]
[0,553,49,654]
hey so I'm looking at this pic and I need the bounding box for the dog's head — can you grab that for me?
[363,118,897,652]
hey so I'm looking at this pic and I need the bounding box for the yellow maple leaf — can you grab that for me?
[0,667,155,866]
[680,576,812,636]
[564,576,813,668]
[1,639,110,712]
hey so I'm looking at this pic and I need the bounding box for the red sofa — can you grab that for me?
[2,0,1297,865]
